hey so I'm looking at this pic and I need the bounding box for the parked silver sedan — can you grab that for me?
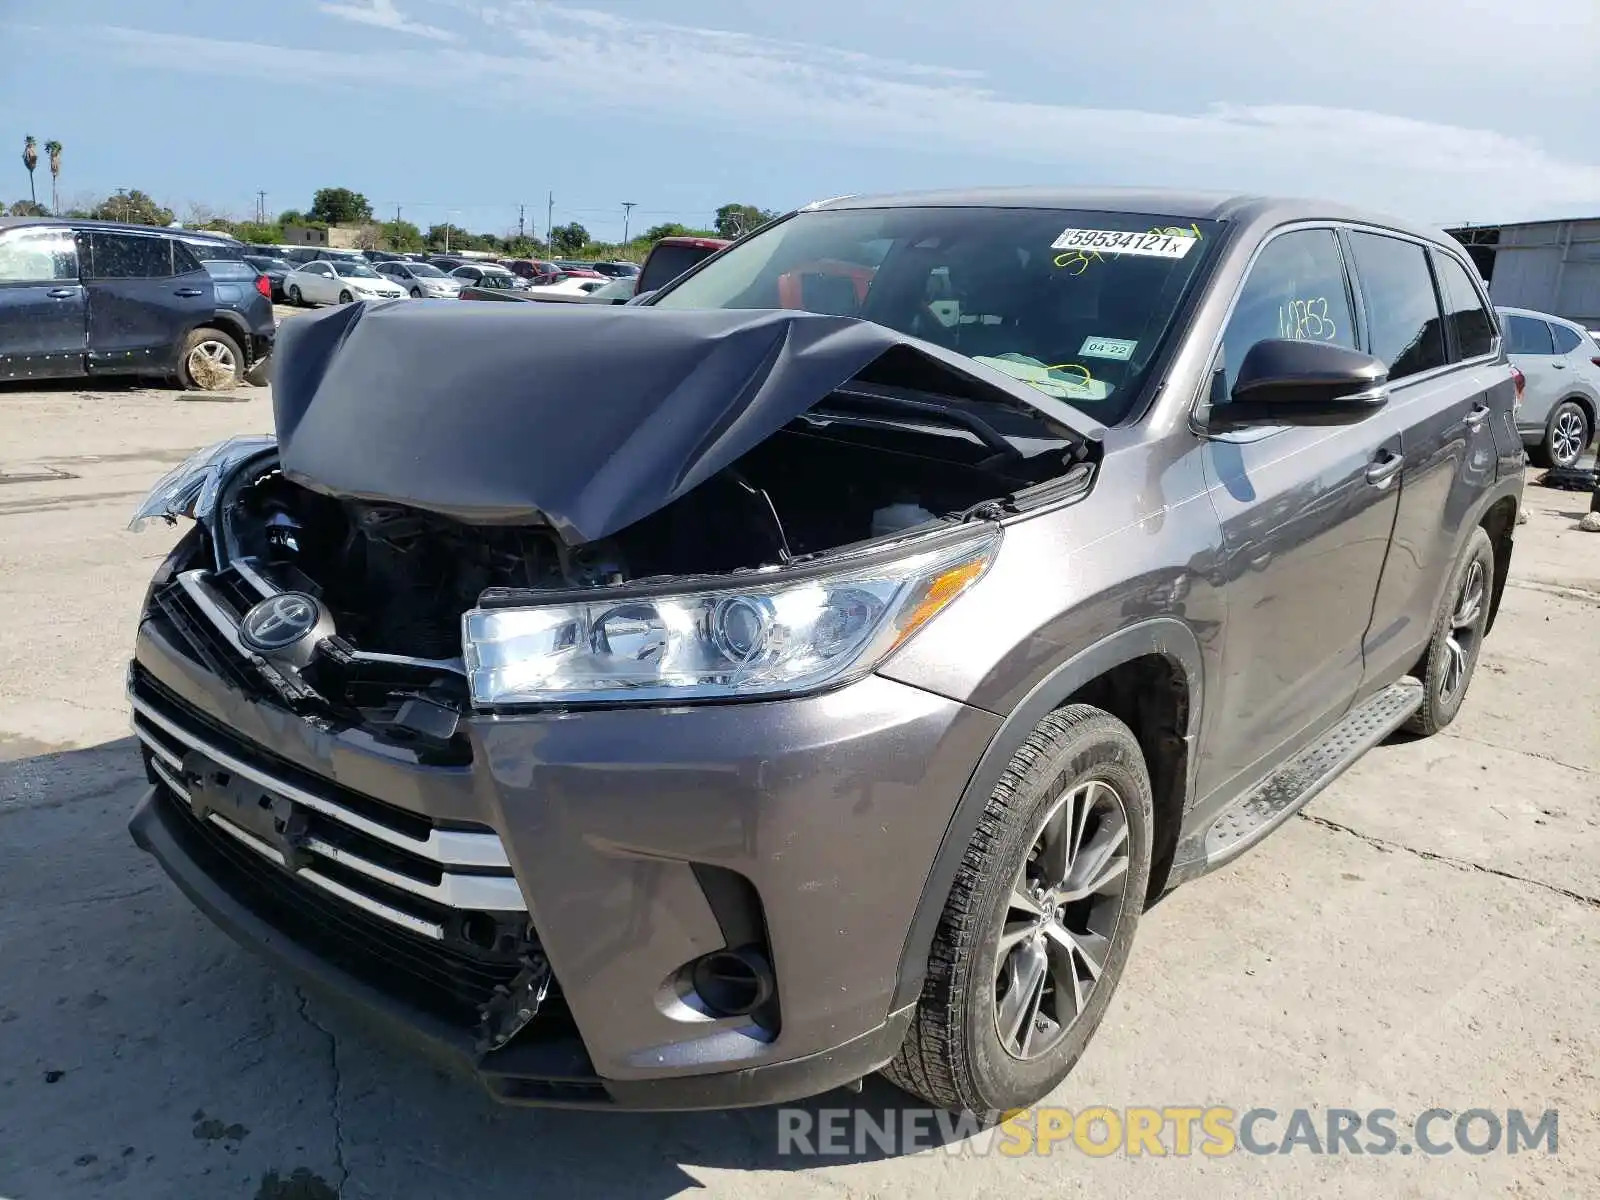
[1499,306,1600,467]
[373,260,463,299]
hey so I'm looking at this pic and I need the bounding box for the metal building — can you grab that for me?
[1447,218,1600,330]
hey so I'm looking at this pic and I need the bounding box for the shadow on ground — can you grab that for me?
[1,740,964,1200]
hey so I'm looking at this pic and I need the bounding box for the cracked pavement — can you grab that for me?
[1,384,1597,1198]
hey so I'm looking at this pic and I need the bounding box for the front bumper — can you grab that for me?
[129,610,997,1107]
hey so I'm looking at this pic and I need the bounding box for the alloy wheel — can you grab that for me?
[993,779,1132,1061]
[186,339,238,388]
[1552,409,1587,467]
[1440,558,1486,704]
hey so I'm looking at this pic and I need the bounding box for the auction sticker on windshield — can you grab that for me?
[1080,336,1138,361]
[1051,228,1197,258]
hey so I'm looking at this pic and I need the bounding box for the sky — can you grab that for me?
[3,0,1598,242]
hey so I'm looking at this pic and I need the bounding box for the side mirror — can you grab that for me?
[1212,339,1389,429]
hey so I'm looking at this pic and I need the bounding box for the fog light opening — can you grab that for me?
[690,946,774,1018]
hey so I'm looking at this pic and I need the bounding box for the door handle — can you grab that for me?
[1365,450,1404,486]
[46,287,76,299]
[1551,361,1568,369]
[173,287,204,297]
[1464,403,1491,429]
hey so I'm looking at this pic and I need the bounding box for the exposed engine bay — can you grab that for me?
[225,406,1080,664]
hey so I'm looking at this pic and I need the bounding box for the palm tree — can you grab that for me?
[44,140,62,214]
[21,136,37,207]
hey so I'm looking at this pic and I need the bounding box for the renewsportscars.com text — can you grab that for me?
[776,1106,1558,1158]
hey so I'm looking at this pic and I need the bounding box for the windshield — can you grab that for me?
[408,263,447,278]
[477,273,515,288]
[244,256,289,271]
[333,262,380,278]
[650,207,1218,422]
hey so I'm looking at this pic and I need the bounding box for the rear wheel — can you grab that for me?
[288,284,304,307]
[1540,400,1590,469]
[1405,526,1494,736]
[177,328,243,391]
[882,705,1152,1113]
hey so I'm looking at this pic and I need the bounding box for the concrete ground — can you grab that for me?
[1,382,1597,1199]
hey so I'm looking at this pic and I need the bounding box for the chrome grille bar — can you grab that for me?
[130,695,512,870]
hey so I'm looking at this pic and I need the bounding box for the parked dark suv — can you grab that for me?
[0,218,270,389]
[126,189,1522,1114]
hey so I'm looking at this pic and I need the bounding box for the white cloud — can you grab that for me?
[89,5,1600,223]
[319,0,459,42]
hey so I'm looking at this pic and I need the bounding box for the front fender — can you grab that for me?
[889,616,1204,1010]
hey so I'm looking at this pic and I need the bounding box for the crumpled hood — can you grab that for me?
[271,300,1098,544]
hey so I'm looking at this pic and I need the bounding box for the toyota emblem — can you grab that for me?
[239,591,324,654]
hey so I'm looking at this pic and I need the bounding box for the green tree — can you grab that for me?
[90,189,175,227]
[550,222,589,255]
[379,219,424,251]
[7,199,49,217]
[308,187,373,225]
[231,221,284,245]
[21,136,37,207]
[426,222,467,250]
[713,203,776,239]
[277,209,305,225]
[43,140,62,214]
[643,222,691,241]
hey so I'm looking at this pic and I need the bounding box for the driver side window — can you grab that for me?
[1220,229,1357,399]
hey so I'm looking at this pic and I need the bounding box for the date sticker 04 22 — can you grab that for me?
[1080,336,1138,361]
[1051,228,1198,259]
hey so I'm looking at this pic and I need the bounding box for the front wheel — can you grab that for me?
[882,705,1153,1113]
[338,289,353,304]
[410,286,422,298]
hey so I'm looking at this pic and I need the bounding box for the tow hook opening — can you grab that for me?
[690,946,776,1018]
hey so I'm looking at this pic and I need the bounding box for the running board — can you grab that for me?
[1201,677,1424,870]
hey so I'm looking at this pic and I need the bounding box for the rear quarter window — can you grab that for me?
[1551,323,1582,355]
[1433,252,1495,360]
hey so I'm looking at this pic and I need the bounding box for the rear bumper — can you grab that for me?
[130,785,912,1108]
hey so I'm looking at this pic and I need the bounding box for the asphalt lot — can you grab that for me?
[2,381,1598,1199]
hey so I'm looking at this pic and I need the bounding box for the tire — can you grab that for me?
[338,289,353,304]
[410,286,422,298]
[1540,400,1590,470]
[1405,526,1494,737]
[176,327,244,391]
[882,705,1153,1113]
[289,285,304,307]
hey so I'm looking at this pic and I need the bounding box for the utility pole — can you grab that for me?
[546,191,554,251]
[394,203,401,224]
[621,201,637,244]
[256,190,267,223]
[518,203,526,241]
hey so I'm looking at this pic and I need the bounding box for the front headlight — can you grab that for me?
[128,436,277,532]
[463,529,998,707]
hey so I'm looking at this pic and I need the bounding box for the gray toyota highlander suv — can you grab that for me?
[126,189,1523,1114]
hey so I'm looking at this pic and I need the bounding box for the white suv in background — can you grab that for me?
[1499,306,1600,468]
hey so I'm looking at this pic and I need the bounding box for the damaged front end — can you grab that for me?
[129,300,1100,1076]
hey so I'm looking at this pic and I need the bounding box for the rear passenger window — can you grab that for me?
[1551,324,1582,355]
[88,232,174,279]
[171,240,203,276]
[1220,228,1356,395]
[1504,314,1555,355]
[1346,232,1446,381]
[1434,253,1495,360]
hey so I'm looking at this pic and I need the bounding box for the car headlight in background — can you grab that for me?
[128,435,277,532]
[462,529,998,707]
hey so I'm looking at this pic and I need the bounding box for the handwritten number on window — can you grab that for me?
[1277,296,1337,342]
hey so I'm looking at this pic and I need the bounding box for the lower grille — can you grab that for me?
[151,777,525,1026]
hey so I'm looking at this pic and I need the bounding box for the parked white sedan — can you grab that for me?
[373,260,463,299]
[284,260,407,306]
